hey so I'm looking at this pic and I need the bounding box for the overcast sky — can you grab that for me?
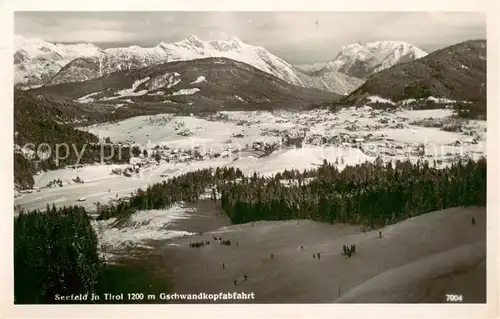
[15,11,486,64]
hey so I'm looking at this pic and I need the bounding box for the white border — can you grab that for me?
[0,1,498,318]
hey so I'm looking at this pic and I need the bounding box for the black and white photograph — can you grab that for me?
[1,2,498,318]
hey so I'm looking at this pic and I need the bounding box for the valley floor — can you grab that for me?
[13,107,488,303]
[14,107,486,214]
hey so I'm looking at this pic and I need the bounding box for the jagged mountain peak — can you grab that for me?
[326,40,428,79]
[344,39,486,104]
[186,34,202,42]
[178,35,204,47]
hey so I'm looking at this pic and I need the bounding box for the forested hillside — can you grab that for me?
[14,90,142,189]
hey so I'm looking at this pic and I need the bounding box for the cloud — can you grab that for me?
[15,11,486,64]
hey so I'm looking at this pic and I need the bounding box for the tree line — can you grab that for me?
[219,158,486,226]
[96,157,486,228]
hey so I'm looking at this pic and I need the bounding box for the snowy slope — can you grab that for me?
[324,41,428,79]
[296,69,364,96]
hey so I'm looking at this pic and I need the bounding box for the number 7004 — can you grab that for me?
[446,294,463,302]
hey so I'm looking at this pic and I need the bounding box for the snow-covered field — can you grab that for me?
[85,107,484,147]
[15,159,233,213]
[16,107,486,214]
[91,203,196,261]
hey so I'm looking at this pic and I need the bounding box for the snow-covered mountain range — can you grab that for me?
[15,35,302,88]
[323,41,428,79]
[14,35,102,88]
[14,35,427,96]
